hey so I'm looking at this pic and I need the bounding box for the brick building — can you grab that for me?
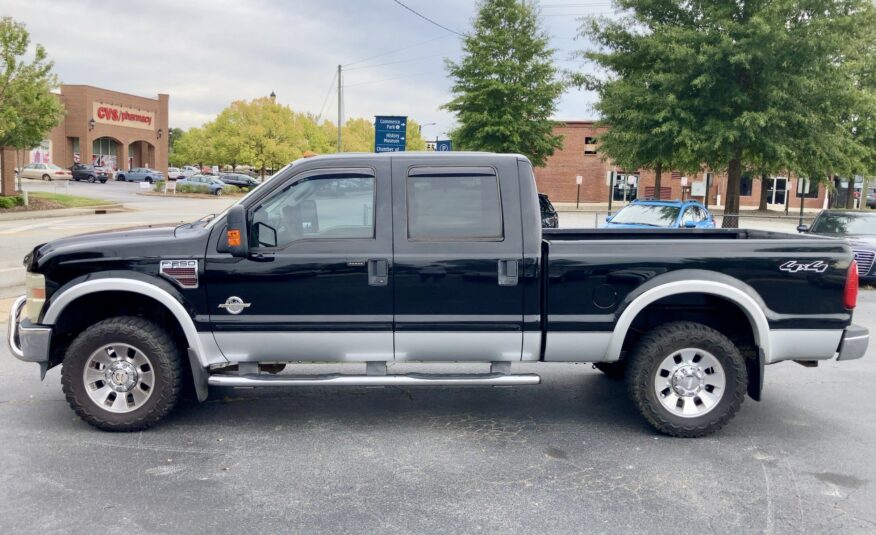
[2,85,169,195]
[535,121,829,210]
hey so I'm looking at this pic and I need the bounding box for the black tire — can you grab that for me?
[117,174,126,181]
[593,361,626,380]
[626,321,747,438]
[42,174,51,181]
[61,317,183,431]
[146,177,153,184]
[87,175,95,183]
[100,179,107,184]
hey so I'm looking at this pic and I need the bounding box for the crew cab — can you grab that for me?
[7,153,869,437]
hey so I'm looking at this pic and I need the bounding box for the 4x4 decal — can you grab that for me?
[779,260,828,273]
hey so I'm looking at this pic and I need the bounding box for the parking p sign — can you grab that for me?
[436,140,452,152]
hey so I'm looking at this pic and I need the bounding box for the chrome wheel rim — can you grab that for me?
[83,343,155,413]
[653,348,726,418]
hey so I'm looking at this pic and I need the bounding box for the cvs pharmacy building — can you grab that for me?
[41,85,169,175]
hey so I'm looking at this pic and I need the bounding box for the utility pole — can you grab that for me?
[337,64,343,153]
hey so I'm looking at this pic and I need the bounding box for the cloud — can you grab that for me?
[4,0,601,134]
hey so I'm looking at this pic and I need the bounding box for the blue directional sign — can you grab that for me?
[436,139,452,152]
[374,116,407,153]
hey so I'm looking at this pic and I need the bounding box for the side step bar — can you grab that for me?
[208,372,541,388]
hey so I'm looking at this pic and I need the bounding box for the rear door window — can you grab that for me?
[406,168,503,241]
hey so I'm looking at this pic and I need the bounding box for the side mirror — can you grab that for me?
[226,205,249,257]
[605,215,611,222]
[796,224,810,233]
[684,220,697,228]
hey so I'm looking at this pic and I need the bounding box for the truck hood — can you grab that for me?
[29,223,210,274]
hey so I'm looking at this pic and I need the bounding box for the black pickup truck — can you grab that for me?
[8,153,869,436]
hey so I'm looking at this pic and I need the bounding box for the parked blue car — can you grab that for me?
[175,174,227,195]
[116,167,164,183]
[603,199,716,229]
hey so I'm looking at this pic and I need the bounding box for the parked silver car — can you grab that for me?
[116,167,164,183]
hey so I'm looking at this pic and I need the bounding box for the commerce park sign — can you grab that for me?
[92,101,155,131]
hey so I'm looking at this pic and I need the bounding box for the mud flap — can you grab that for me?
[187,348,210,402]
[747,349,764,401]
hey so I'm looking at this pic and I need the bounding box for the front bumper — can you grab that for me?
[837,324,869,361]
[7,296,52,363]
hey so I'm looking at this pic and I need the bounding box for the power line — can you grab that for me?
[343,70,445,88]
[392,0,464,36]
[344,53,447,71]
[316,70,338,122]
[343,34,452,67]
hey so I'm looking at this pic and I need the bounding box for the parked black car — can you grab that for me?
[538,193,558,228]
[69,164,110,183]
[800,210,876,284]
[218,173,260,189]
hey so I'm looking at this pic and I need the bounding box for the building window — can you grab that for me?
[795,178,819,199]
[584,137,597,155]
[71,137,80,155]
[740,174,753,196]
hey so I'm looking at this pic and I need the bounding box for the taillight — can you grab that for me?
[844,260,859,309]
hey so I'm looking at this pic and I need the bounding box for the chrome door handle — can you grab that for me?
[498,259,519,286]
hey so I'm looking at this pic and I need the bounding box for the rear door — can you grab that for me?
[391,156,525,361]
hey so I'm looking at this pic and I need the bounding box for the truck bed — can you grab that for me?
[543,228,814,241]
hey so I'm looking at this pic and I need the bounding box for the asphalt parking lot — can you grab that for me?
[1,290,874,533]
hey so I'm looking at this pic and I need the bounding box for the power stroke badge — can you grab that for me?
[219,296,251,315]
[779,260,829,273]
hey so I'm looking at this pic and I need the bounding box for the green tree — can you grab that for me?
[581,0,876,226]
[443,0,565,167]
[0,17,64,195]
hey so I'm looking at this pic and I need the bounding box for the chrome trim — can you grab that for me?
[837,325,869,361]
[42,278,227,366]
[544,332,612,362]
[7,296,26,359]
[394,332,522,361]
[208,372,541,387]
[767,329,844,364]
[608,280,770,362]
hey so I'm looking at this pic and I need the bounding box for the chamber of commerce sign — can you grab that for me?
[92,101,155,131]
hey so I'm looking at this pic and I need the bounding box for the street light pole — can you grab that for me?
[337,64,343,153]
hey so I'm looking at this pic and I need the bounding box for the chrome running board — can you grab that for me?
[207,372,541,387]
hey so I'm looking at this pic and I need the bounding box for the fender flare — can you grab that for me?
[606,279,771,362]
[42,278,225,367]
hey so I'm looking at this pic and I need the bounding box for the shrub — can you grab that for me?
[177,184,210,194]
[222,185,241,195]
[0,195,24,209]
[153,180,166,192]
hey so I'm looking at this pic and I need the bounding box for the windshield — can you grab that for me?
[811,213,876,235]
[610,204,680,226]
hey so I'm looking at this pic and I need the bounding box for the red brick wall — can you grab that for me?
[535,121,828,209]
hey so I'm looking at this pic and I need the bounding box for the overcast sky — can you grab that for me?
[4,0,619,139]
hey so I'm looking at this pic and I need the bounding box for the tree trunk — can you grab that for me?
[846,176,855,209]
[758,173,770,211]
[722,154,743,228]
[654,162,662,199]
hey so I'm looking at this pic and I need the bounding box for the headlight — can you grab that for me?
[25,272,46,322]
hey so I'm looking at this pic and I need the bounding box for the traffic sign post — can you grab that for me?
[436,140,452,152]
[374,116,407,153]
[797,177,811,226]
[575,175,583,208]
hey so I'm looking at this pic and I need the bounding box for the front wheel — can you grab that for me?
[61,317,183,431]
[626,321,747,438]
[215,189,223,196]
[87,175,96,183]
[117,175,126,181]
[42,174,51,181]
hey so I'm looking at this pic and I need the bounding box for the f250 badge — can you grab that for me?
[779,260,828,273]
[218,296,251,315]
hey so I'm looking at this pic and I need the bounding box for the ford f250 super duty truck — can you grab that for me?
[7,153,869,437]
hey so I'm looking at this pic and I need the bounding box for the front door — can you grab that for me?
[768,177,788,205]
[390,157,525,361]
[204,161,394,362]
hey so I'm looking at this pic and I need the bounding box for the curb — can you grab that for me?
[0,204,125,222]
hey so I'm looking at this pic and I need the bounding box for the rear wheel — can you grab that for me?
[42,174,51,181]
[626,321,746,438]
[87,175,96,183]
[117,174,126,181]
[61,317,182,431]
